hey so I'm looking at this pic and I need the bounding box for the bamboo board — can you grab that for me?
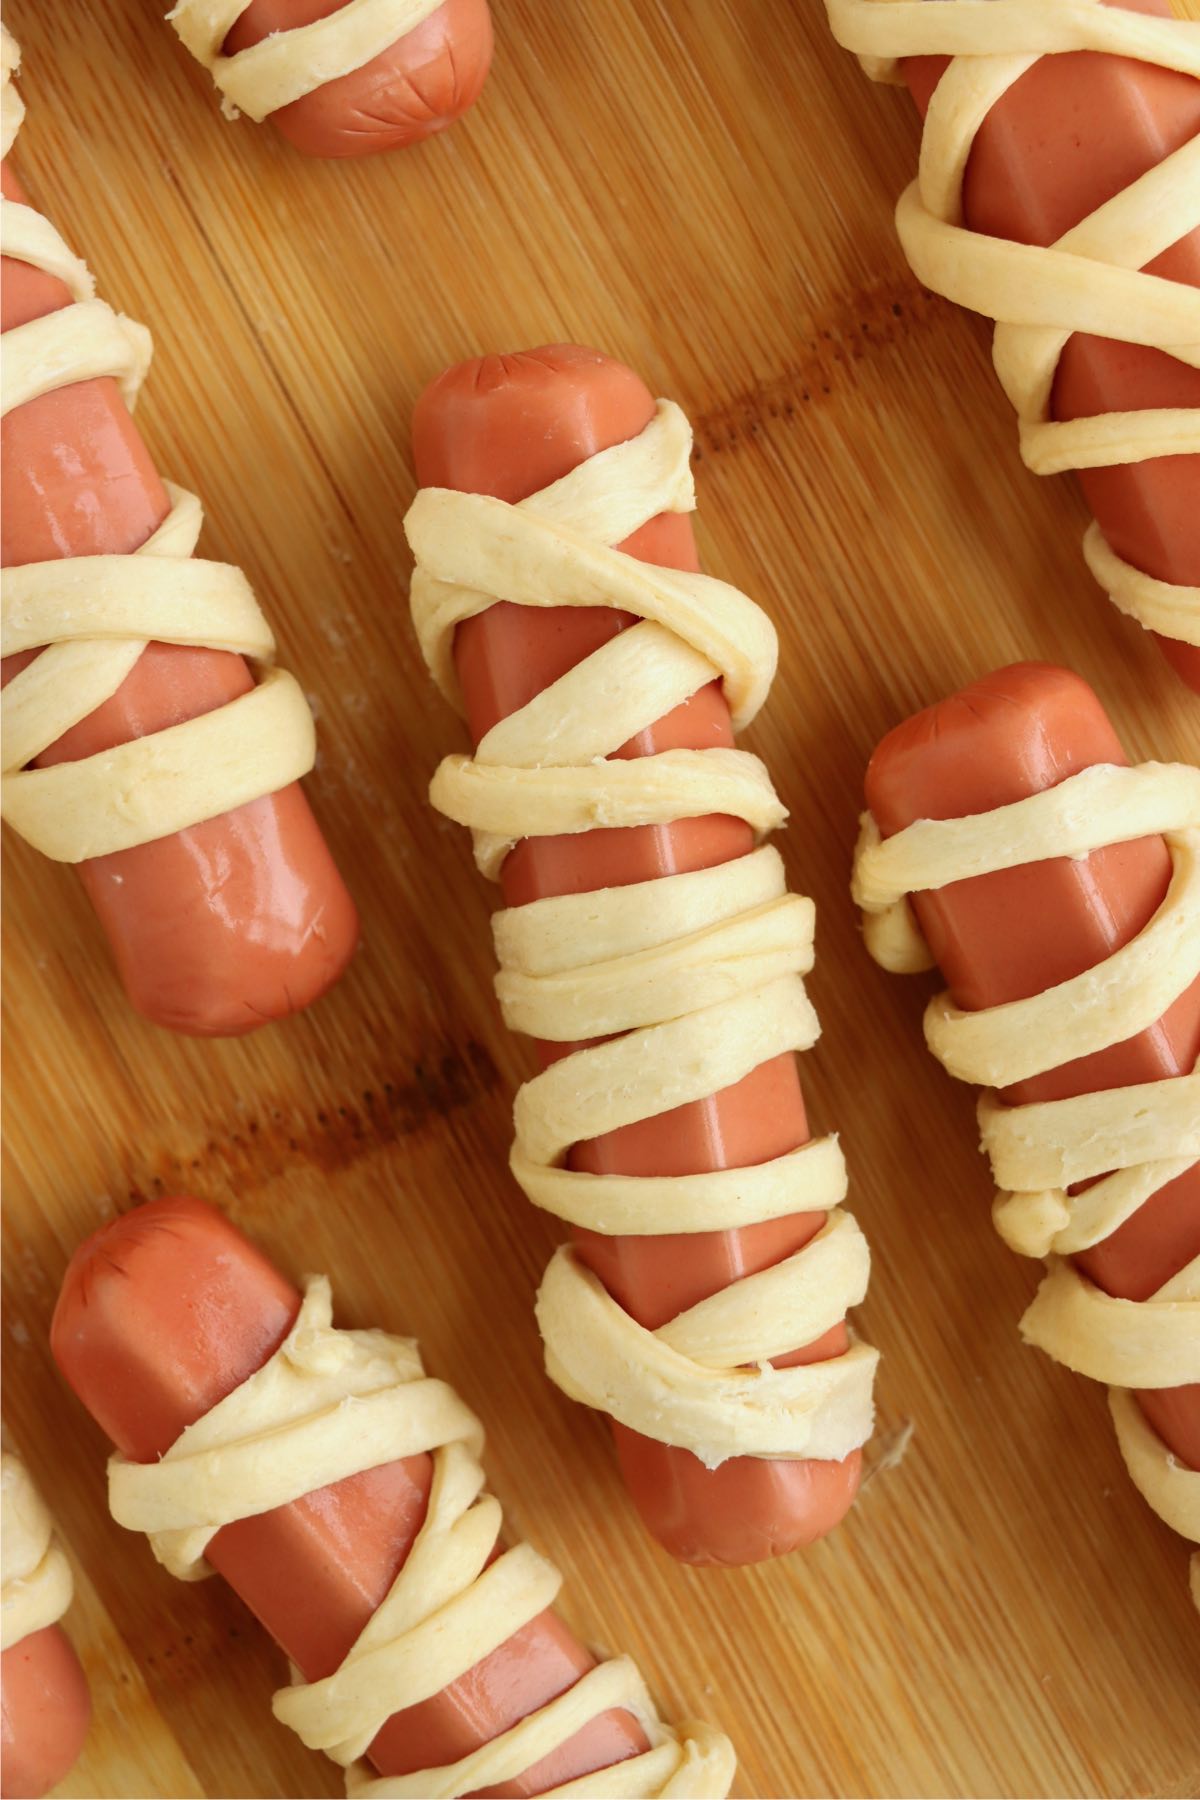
[3,3,1199,1796]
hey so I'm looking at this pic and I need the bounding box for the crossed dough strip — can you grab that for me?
[824,0,1200,647]
[108,1275,736,1799]
[1,1451,74,1654]
[168,0,443,122]
[0,30,315,861]
[406,400,878,1471]
[852,760,1200,1599]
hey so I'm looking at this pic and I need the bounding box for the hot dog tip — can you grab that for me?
[173,0,493,158]
[863,660,1109,821]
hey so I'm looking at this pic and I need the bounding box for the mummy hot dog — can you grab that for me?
[405,346,879,1566]
[1,31,359,1034]
[168,0,493,157]
[824,0,1200,689]
[0,1450,90,1800]
[51,1197,735,1798]
[852,662,1200,1603]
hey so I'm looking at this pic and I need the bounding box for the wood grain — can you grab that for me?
[3,3,1198,1796]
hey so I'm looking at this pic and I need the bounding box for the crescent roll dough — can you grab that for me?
[109,1275,736,1798]
[407,399,878,1472]
[824,0,1200,647]
[852,760,1200,1602]
[1,28,316,863]
[1,1451,74,1654]
[167,0,443,122]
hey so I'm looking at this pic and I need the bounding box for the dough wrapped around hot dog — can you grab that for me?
[169,0,493,157]
[824,0,1200,682]
[1,1449,91,1799]
[407,370,878,1534]
[854,664,1200,1604]
[1,29,358,1032]
[55,1199,736,1799]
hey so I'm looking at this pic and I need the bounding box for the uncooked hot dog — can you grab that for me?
[1,1451,91,1800]
[175,0,493,157]
[827,0,1200,688]
[410,345,876,1565]
[859,661,1199,1590]
[52,1196,734,1796]
[1,37,358,1034]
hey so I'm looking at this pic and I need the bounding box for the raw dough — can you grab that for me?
[1,1451,73,1653]
[168,0,443,122]
[407,400,878,1469]
[825,0,1200,647]
[853,759,1200,1600]
[0,31,316,862]
[110,1275,736,1798]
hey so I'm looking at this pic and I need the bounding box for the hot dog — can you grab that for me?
[854,661,1199,1596]
[51,1196,735,1796]
[171,0,493,157]
[1,33,359,1035]
[1,1451,91,1800]
[406,346,878,1566]
[825,0,1200,689]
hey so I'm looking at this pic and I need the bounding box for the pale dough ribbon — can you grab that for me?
[406,400,878,1471]
[0,29,316,861]
[167,0,444,122]
[824,0,1200,648]
[852,761,1200,1600]
[1,1451,74,1653]
[108,1275,736,1798]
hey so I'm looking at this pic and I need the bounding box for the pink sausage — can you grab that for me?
[52,1197,649,1795]
[0,1625,91,1800]
[2,160,359,1034]
[222,0,493,157]
[901,0,1200,688]
[413,346,863,1565]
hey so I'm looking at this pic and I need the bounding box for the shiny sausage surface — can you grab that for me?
[1,162,359,1035]
[0,1625,91,1800]
[413,345,862,1565]
[903,0,1200,688]
[865,662,1200,1480]
[221,0,493,157]
[52,1197,647,1794]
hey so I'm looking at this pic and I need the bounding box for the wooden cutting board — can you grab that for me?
[3,4,1198,1796]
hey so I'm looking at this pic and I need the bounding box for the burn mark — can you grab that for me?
[693,278,947,454]
[119,1037,501,1199]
